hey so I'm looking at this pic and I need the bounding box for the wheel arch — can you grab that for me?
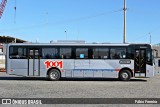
[46,67,61,77]
[119,67,133,77]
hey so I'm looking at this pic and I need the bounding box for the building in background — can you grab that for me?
[152,43,160,75]
[0,36,26,43]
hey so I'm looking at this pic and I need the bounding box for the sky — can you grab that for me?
[0,0,160,44]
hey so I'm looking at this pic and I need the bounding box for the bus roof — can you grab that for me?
[6,42,151,47]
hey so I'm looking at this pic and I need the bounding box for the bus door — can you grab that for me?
[134,49,146,77]
[28,48,40,76]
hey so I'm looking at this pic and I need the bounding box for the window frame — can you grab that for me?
[110,47,127,59]
[75,47,89,59]
[41,47,59,59]
[9,46,27,59]
[60,47,72,59]
[92,47,109,59]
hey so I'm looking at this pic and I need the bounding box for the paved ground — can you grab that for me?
[0,72,160,107]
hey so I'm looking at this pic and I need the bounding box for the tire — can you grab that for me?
[48,69,61,81]
[119,70,131,81]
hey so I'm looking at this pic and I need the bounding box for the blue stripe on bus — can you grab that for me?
[69,69,117,72]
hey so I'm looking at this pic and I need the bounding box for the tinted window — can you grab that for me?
[60,48,72,59]
[76,48,88,59]
[110,48,126,59]
[29,49,40,59]
[93,48,109,59]
[146,49,152,62]
[92,48,98,59]
[9,47,27,59]
[127,47,134,59]
[42,48,59,59]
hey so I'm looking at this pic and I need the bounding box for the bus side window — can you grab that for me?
[9,47,27,59]
[9,47,17,58]
[110,48,126,59]
[42,48,58,59]
[127,47,134,59]
[76,48,88,59]
[146,50,152,62]
[99,48,109,59]
[92,48,98,59]
[120,51,126,59]
[29,50,34,59]
[60,48,72,59]
[110,49,116,59]
[92,48,108,59]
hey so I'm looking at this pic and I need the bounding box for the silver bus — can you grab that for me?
[5,42,154,81]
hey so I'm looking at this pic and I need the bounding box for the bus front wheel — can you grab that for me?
[119,70,131,81]
[48,69,61,81]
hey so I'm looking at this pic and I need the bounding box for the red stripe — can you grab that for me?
[115,69,120,72]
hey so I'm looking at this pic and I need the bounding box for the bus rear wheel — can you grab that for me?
[48,69,61,81]
[119,70,131,81]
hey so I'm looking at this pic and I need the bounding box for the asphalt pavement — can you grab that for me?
[0,72,160,107]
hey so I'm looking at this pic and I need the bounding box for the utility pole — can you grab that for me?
[149,32,151,44]
[123,0,127,43]
[65,31,67,40]
[14,0,16,23]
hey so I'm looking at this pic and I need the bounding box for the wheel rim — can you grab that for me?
[50,71,58,79]
[121,72,128,79]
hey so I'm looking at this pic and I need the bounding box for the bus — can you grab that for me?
[5,42,154,81]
